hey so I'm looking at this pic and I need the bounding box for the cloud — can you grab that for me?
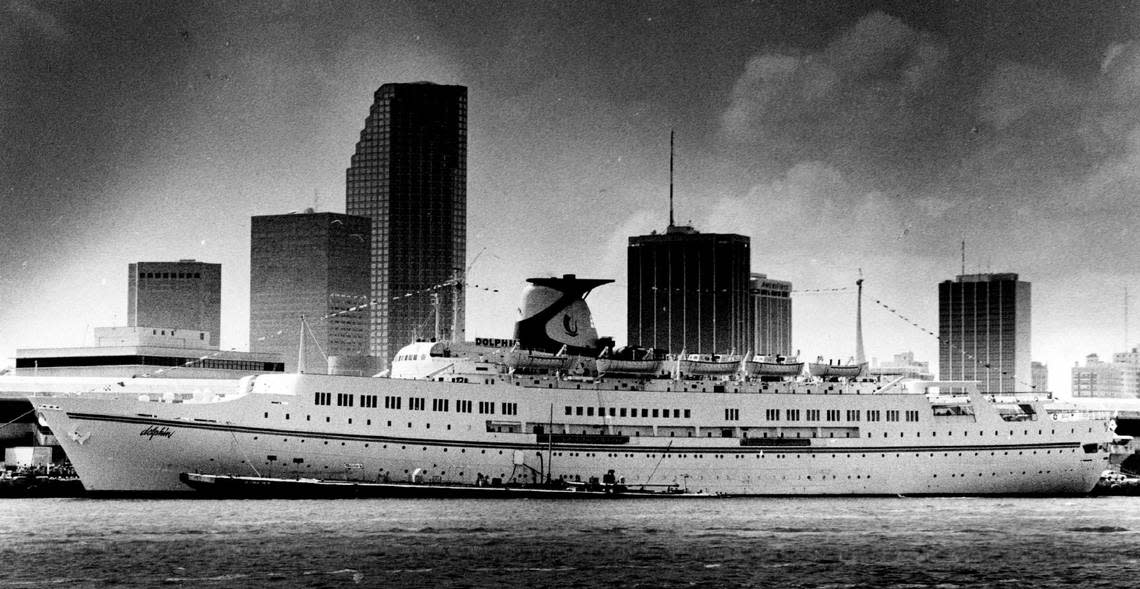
[3,0,69,43]
[718,13,1140,265]
[706,162,908,267]
[720,11,953,181]
[976,63,1084,132]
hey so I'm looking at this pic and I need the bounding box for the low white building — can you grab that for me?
[12,326,283,379]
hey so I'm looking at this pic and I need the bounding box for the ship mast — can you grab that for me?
[297,314,307,374]
[451,268,463,344]
[431,292,442,341]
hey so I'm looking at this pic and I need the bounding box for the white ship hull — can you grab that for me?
[33,373,1112,495]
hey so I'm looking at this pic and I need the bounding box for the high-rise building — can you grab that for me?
[1070,346,1140,399]
[627,224,751,355]
[250,211,371,374]
[749,273,792,356]
[1031,361,1049,393]
[1072,354,1125,398]
[1113,347,1140,398]
[346,82,467,368]
[938,273,1031,393]
[128,260,221,347]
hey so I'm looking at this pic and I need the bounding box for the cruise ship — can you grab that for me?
[32,275,1113,495]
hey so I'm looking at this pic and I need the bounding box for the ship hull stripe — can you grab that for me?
[67,411,1084,454]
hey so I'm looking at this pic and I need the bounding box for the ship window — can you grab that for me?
[620,408,627,417]
[652,409,659,418]
[565,406,572,415]
[576,407,583,416]
[587,407,594,416]
[641,409,648,418]
[684,409,691,418]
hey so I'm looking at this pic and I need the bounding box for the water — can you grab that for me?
[1,497,1138,588]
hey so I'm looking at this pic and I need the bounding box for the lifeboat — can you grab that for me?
[678,353,742,376]
[506,345,572,372]
[596,346,664,376]
[808,360,867,379]
[742,355,804,378]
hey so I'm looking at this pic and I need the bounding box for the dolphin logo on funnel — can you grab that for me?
[563,314,579,337]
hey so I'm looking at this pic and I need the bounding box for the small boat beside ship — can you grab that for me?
[178,472,709,499]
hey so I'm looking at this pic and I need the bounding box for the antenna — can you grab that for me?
[668,129,675,228]
[855,270,865,366]
[960,239,965,276]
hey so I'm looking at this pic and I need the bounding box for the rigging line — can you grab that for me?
[303,318,328,362]
[0,408,36,431]
[594,386,609,433]
[75,272,508,387]
[645,439,674,485]
[231,430,261,477]
[116,274,511,382]
[865,291,1039,391]
[793,285,857,291]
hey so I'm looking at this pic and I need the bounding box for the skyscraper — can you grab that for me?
[128,260,221,347]
[346,82,467,368]
[938,273,1031,393]
[750,273,792,356]
[627,224,752,355]
[249,211,371,373]
[1031,361,1049,392]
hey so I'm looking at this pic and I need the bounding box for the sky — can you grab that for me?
[2,0,1139,395]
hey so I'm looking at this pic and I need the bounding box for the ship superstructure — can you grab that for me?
[32,276,1113,495]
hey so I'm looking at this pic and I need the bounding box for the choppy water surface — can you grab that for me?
[1,497,1138,588]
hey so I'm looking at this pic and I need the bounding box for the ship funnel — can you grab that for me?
[513,274,614,354]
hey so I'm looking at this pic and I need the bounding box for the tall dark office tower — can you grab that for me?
[346,82,467,368]
[128,260,221,347]
[627,225,752,355]
[249,211,371,373]
[938,273,1031,393]
[750,273,793,356]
